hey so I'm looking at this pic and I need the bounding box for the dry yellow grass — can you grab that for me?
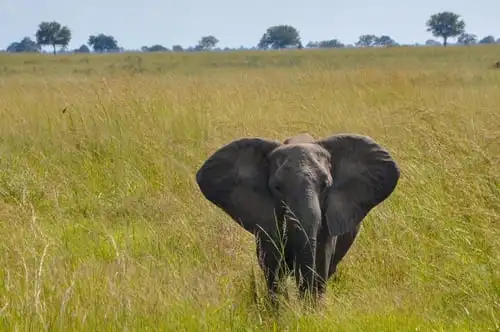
[0,45,499,331]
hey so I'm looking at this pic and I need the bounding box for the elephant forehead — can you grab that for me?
[272,144,330,164]
[283,133,315,144]
[270,144,331,179]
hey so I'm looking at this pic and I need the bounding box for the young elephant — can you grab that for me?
[196,132,400,302]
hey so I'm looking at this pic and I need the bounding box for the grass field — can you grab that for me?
[0,45,499,331]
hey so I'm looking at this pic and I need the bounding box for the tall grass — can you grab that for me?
[0,45,499,331]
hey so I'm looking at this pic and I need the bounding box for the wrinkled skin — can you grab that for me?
[196,132,400,304]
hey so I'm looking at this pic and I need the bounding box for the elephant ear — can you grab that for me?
[317,134,400,236]
[196,138,281,235]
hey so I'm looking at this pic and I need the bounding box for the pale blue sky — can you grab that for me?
[1,0,498,50]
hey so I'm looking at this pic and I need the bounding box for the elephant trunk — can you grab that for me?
[297,236,317,296]
[287,193,321,297]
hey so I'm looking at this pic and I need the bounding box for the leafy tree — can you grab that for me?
[375,35,398,47]
[35,21,71,55]
[318,39,344,48]
[355,34,377,47]
[195,36,219,51]
[7,37,40,53]
[172,45,183,52]
[478,35,496,44]
[74,44,90,53]
[141,44,169,52]
[426,11,465,47]
[88,34,119,53]
[258,25,301,49]
[457,33,477,45]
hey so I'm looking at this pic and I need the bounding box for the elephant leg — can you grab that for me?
[314,231,337,297]
[255,233,289,305]
[328,225,360,278]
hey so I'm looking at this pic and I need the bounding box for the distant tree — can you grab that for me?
[88,34,119,53]
[35,21,71,55]
[457,33,477,45]
[172,45,183,52]
[478,35,496,44]
[425,39,441,46]
[355,34,377,47]
[7,37,40,53]
[196,36,219,51]
[426,11,465,47]
[497,38,500,44]
[306,41,318,48]
[258,25,301,49]
[74,44,90,53]
[375,35,398,47]
[317,39,344,48]
[142,44,169,52]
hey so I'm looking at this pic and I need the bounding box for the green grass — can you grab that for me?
[0,45,499,331]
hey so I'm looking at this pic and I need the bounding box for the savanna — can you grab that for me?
[0,45,498,331]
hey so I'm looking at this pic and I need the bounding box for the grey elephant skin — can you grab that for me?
[195,132,400,302]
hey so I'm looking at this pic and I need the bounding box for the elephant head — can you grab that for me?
[196,132,400,298]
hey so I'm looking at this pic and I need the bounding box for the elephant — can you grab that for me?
[195,132,400,303]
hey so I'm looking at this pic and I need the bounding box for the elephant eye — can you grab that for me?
[270,181,283,194]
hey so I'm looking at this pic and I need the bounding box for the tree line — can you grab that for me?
[5,11,499,55]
